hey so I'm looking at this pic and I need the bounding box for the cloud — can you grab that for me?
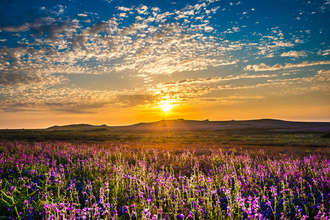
[0,22,31,32]
[130,58,239,75]
[317,49,330,56]
[0,1,239,80]
[146,72,279,102]
[266,69,330,84]
[205,26,213,32]
[0,0,259,101]
[45,102,108,114]
[0,7,239,84]
[158,73,277,86]
[117,6,133,11]
[211,6,220,13]
[0,87,117,113]
[270,41,294,48]
[0,86,160,113]
[150,23,179,40]
[245,60,330,71]
[119,22,148,35]
[0,46,36,61]
[1,0,329,116]
[244,63,283,71]
[149,68,330,102]
[135,16,143,21]
[116,95,157,107]
[0,18,79,40]
[136,5,148,14]
[0,71,43,86]
[119,13,128,18]
[151,7,160,12]
[311,69,330,82]
[0,71,66,88]
[89,22,108,34]
[31,21,78,39]
[280,50,307,58]
[71,34,87,50]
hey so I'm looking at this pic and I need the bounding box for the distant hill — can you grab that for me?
[47,124,101,130]
[46,119,330,133]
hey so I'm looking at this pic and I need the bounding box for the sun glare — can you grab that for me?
[160,101,172,112]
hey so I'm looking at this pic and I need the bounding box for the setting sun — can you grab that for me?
[160,101,172,112]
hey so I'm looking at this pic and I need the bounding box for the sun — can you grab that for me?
[160,100,172,112]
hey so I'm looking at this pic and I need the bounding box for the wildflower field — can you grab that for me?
[0,141,330,219]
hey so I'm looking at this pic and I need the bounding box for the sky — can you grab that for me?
[0,0,330,128]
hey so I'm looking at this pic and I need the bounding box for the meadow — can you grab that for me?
[1,141,330,219]
[1,128,330,147]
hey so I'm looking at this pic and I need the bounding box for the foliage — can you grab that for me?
[321,132,330,139]
[0,141,330,219]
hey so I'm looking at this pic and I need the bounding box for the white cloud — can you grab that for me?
[77,13,88,17]
[205,26,213,32]
[158,73,277,86]
[232,26,240,32]
[280,50,307,58]
[211,6,220,13]
[0,1,255,101]
[151,7,160,12]
[264,54,275,58]
[144,72,281,103]
[117,6,133,11]
[245,61,330,71]
[119,13,128,18]
[0,85,160,113]
[312,69,330,82]
[265,69,330,88]
[317,49,330,56]
[136,5,148,14]
[135,16,143,21]
[272,41,294,48]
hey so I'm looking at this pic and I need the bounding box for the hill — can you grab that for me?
[2,119,330,145]
[48,124,108,131]
[46,118,330,133]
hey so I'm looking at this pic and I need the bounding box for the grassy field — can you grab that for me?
[1,120,330,219]
[1,129,330,147]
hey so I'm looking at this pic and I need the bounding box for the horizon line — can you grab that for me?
[2,117,330,130]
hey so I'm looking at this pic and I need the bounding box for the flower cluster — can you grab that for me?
[0,141,330,219]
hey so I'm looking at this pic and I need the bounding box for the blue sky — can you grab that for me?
[0,0,330,128]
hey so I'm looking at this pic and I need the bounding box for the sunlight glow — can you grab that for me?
[160,101,172,112]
